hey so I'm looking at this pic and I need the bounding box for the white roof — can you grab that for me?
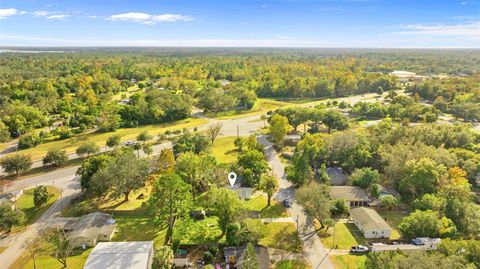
[83,241,153,269]
[391,70,416,76]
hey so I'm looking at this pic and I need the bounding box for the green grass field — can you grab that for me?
[14,248,92,269]
[318,223,366,250]
[213,98,290,120]
[244,219,301,252]
[377,210,406,240]
[331,254,367,269]
[274,259,311,269]
[0,118,207,161]
[245,194,288,218]
[211,136,240,164]
[13,186,61,231]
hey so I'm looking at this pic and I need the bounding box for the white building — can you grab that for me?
[350,207,392,239]
[83,241,154,269]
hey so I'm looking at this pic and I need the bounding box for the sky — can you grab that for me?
[0,0,479,48]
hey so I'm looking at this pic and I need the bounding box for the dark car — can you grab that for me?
[350,245,369,253]
[283,199,292,208]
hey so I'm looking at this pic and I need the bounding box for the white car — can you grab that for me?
[350,245,369,253]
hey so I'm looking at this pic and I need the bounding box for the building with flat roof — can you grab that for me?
[330,186,369,207]
[83,241,154,269]
[350,207,392,239]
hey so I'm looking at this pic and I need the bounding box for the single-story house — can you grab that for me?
[83,241,154,269]
[326,167,347,186]
[350,207,392,239]
[330,186,370,207]
[63,212,116,248]
[224,245,270,269]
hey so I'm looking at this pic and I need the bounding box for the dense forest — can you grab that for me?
[0,48,479,146]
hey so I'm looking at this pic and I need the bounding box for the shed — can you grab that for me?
[330,186,369,206]
[350,207,392,239]
[83,241,154,269]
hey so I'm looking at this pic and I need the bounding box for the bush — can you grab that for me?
[330,199,349,216]
[18,133,43,149]
[350,168,379,188]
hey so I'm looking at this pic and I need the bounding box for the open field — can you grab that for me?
[318,223,366,250]
[244,219,301,252]
[13,186,61,231]
[331,254,367,269]
[211,136,240,164]
[11,248,92,269]
[212,98,291,120]
[0,118,207,161]
[245,194,288,218]
[377,210,407,240]
[274,259,312,269]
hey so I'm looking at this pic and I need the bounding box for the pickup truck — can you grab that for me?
[350,245,369,253]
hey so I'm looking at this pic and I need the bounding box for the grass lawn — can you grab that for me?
[318,223,366,250]
[13,248,92,269]
[2,118,207,161]
[244,219,301,252]
[377,210,406,240]
[211,136,240,164]
[245,194,288,218]
[13,186,61,231]
[112,211,167,249]
[331,254,367,269]
[274,259,311,269]
[213,98,290,120]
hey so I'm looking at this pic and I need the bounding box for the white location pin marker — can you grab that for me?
[228,172,237,187]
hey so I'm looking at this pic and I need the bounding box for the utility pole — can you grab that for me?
[236,125,239,138]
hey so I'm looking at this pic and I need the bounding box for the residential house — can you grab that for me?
[224,245,271,269]
[326,167,347,186]
[83,241,154,269]
[350,207,392,239]
[56,212,116,248]
[329,186,370,207]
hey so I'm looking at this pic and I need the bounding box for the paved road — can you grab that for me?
[258,136,334,269]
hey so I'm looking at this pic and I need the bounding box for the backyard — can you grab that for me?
[318,222,366,250]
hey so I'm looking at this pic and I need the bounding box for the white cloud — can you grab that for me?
[261,5,268,8]
[274,34,294,40]
[0,8,18,19]
[393,21,480,40]
[108,12,193,24]
[32,10,50,17]
[46,14,70,20]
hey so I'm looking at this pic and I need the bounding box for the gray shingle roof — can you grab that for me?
[350,207,392,231]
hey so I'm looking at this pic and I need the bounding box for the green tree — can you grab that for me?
[45,229,73,268]
[148,173,192,244]
[413,194,446,212]
[0,154,32,176]
[143,143,153,156]
[242,243,259,269]
[76,154,114,190]
[33,185,49,208]
[399,157,446,200]
[259,175,278,206]
[206,122,223,144]
[106,134,121,148]
[380,195,398,211]
[90,151,149,201]
[238,150,269,187]
[43,149,68,166]
[0,201,25,232]
[0,121,11,142]
[76,142,99,158]
[208,187,244,236]
[25,237,43,269]
[18,133,43,149]
[137,131,152,144]
[350,167,379,188]
[176,152,217,199]
[269,114,290,146]
[330,199,349,216]
[398,210,455,239]
[155,149,175,173]
[173,132,211,154]
[320,110,349,133]
[295,183,331,229]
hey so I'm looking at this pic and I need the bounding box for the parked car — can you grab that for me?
[350,245,369,253]
[283,199,292,208]
[123,141,135,146]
